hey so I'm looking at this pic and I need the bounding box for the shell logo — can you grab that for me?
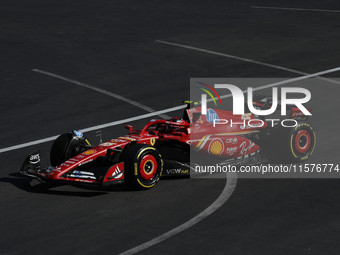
[208,139,224,155]
[84,149,96,155]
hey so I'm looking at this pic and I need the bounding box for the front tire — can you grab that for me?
[121,144,163,190]
[50,131,91,166]
[271,122,316,163]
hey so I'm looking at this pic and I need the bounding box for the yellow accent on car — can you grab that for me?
[195,131,256,149]
[310,131,317,155]
[209,140,223,155]
[195,135,208,149]
[137,179,155,188]
[137,147,155,159]
[134,163,138,175]
[290,134,298,158]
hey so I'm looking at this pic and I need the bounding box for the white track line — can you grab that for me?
[5,68,339,254]
[7,41,337,255]
[251,6,340,13]
[156,40,303,74]
[118,172,238,255]
[0,105,185,154]
[117,67,339,254]
[217,67,340,100]
[0,136,60,154]
[1,67,340,154]
[32,69,170,119]
[156,40,340,86]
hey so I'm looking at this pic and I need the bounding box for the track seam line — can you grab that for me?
[251,6,340,13]
[115,68,340,254]
[1,68,340,154]
[32,69,171,119]
[5,67,339,254]
[0,105,186,154]
[156,40,340,86]
[3,40,336,255]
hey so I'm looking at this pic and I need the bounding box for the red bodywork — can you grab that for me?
[21,105,294,186]
[189,107,262,158]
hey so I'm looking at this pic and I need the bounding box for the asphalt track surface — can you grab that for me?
[1,1,340,254]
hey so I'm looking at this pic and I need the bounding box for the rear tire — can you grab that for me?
[120,144,163,190]
[271,122,316,163]
[50,131,91,166]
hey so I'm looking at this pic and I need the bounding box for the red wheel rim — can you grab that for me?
[295,130,311,154]
[139,154,158,180]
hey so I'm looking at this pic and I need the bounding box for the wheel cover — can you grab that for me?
[295,130,311,154]
[139,154,158,180]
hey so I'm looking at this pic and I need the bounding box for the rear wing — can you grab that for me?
[249,95,312,121]
[289,107,313,121]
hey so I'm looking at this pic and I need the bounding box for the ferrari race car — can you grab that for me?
[20,98,316,189]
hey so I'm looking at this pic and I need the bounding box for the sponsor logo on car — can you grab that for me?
[241,113,252,120]
[29,154,40,164]
[239,141,255,155]
[292,111,305,117]
[166,169,189,174]
[110,165,123,179]
[111,137,135,143]
[208,138,224,155]
[226,138,238,144]
[83,149,96,155]
[206,109,219,123]
[226,147,237,155]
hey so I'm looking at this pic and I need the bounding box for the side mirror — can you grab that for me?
[124,125,133,132]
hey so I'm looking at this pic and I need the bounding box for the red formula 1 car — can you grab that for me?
[20,98,316,189]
